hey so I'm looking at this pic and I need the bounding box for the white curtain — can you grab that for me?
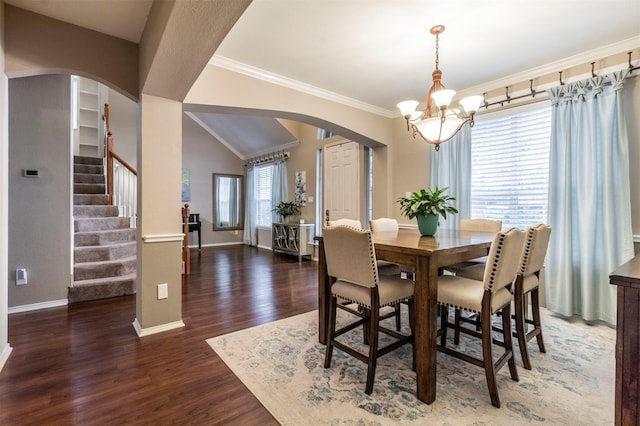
[546,70,634,324]
[271,158,289,223]
[243,165,257,246]
[429,126,472,229]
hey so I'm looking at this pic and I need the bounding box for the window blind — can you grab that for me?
[471,105,551,229]
[255,164,274,227]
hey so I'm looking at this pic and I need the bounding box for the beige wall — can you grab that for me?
[185,65,392,148]
[182,113,244,246]
[108,87,138,169]
[136,94,183,331]
[286,124,321,225]
[8,75,71,307]
[139,0,250,101]
[4,5,138,100]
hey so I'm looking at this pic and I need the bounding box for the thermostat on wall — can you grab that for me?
[23,169,40,177]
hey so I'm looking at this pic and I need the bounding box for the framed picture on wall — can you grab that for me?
[295,171,306,206]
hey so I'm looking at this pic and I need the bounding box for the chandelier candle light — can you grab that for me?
[398,25,484,151]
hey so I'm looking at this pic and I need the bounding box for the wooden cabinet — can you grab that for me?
[272,223,315,262]
[609,256,640,426]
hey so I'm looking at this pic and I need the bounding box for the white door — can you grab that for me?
[324,141,360,222]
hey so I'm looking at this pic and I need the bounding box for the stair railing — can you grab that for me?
[104,104,137,228]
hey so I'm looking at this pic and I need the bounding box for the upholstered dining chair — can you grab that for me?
[456,223,552,370]
[369,217,399,233]
[327,219,402,332]
[328,218,363,229]
[322,225,415,394]
[437,227,525,408]
[512,224,551,369]
[370,217,415,330]
[444,218,502,274]
[328,219,402,277]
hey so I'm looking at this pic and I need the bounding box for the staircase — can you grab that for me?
[69,156,136,303]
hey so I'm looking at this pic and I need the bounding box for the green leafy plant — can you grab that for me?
[272,200,302,218]
[396,187,458,220]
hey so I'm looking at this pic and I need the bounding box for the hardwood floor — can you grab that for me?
[0,245,318,425]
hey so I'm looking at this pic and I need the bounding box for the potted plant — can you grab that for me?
[272,200,302,223]
[397,187,458,236]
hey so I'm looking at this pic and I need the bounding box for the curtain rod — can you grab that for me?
[245,151,289,167]
[480,51,638,111]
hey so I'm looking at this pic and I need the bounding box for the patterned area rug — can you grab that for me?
[206,307,615,425]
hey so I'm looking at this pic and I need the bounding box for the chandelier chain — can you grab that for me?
[434,33,439,71]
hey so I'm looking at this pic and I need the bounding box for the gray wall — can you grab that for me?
[8,75,71,306]
[108,87,138,169]
[182,114,245,246]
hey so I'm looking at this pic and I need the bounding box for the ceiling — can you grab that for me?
[6,0,640,158]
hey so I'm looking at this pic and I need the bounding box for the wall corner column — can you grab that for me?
[134,94,184,336]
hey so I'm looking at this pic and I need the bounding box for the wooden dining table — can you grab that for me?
[316,227,495,404]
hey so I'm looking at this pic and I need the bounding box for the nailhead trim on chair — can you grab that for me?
[366,229,380,284]
[438,302,481,314]
[487,233,507,291]
[518,224,538,276]
[331,294,413,310]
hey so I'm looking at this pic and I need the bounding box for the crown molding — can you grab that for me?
[212,37,639,120]
[210,55,394,118]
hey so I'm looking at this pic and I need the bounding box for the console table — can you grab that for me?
[610,255,640,426]
[272,223,315,262]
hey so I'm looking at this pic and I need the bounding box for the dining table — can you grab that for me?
[316,227,495,404]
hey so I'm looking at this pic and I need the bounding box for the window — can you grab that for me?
[217,176,231,224]
[317,128,335,140]
[471,105,551,229]
[254,164,274,227]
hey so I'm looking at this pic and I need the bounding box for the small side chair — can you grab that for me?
[322,225,415,394]
[370,217,415,330]
[513,223,551,370]
[329,218,400,277]
[456,223,552,370]
[437,227,525,407]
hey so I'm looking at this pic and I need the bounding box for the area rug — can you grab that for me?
[206,307,615,425]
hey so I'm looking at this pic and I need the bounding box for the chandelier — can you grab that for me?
[397,25,483,151]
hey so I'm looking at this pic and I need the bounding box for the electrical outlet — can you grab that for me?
[157,283,168,299]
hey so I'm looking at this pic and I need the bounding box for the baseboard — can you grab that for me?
[257,244,272,251]
[132,318,185,337]
[0,343,13,373]
[8,299,68,314]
